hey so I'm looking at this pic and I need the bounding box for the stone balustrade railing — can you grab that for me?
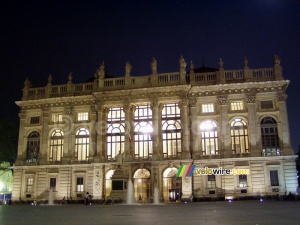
[22,67,281,100]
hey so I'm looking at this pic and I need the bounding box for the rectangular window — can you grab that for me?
[50,178,56,191]
[30,116,40,124]
[231,101,244,111]
[78,112,88,121]
[260,100,273,109]
[26,177,34,192]
[52,114,63,122]
[202,104,214,113]
[270,170,279,186]
[77,177,84,192]
[239,175,247,187]
[207,175,216,188]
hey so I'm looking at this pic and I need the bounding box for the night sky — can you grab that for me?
[1,0,299,152]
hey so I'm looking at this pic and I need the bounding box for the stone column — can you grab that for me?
[277,93,293,155]
[16,111,27,165]
[95,106,108,162]
[218,97,231,158]
[179,99,190,159]
[124,103,134,161]
[245,94,260,156]
[189,98,200,159]
[150,99,162,161]
[39,109,50,164]
[89,105,98,162]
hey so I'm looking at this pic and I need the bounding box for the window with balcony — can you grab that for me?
[261,117,280,156]
[200,120,218,155]
[231,118,249,154]
[162,103,181,158]
[75,128,89,160]
[107,107,125,160]
[134,105,153,159]
[49,129,63,161]
[26,131,40,162]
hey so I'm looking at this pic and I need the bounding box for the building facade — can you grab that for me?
[12,56,298,203]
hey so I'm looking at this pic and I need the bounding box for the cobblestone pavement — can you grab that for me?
[0,200,299,225]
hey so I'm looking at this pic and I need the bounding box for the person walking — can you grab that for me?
[85,192,89,205]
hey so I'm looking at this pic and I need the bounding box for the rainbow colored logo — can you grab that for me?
[176,164,196,177]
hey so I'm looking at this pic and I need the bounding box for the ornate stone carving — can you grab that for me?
[18,111,26,119]
[90,105,98,114]
[150,98,159,110]
[42,110,50,117]
[245,95,256,103]
[65,107,73,115]
[218,96,227,105]
[178,99,188,108]
[277,93,287,102]
[189,98,197,107]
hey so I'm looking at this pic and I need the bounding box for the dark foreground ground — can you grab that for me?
[0,200,299,225]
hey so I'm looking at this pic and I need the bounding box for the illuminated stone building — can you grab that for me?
[12,56,298,203]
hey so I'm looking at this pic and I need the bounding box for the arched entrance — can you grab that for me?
[105,170,115,198]
[163,167,181,202]
[133,169,151,202]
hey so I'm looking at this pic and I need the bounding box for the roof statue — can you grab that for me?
[219,58,224,69]
[151,57,157,74]
[125,61,132,76]
[179,55,187,71]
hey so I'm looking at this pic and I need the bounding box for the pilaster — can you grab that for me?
[218,96,231,158]
[179,99,190,159]
[40,109,50,164]
[150,99,162,161]
[245,94,260,156]
[189,98,200,159]
[277,93,293,155]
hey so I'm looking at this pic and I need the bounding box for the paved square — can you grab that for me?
[1,201,299,225]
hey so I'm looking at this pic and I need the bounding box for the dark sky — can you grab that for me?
[1,0,299,152]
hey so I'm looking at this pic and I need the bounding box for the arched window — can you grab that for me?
[49,129,64,161]
[230,118,249,154]
[75,128,89,161]
[162,103,181,158]
[134,105,153,159]
[26,131,40,162]
[107,107,125,160]
[261,117,280,156]
[200,120,218,155]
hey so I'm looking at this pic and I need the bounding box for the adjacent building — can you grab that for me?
[12,56,298,203]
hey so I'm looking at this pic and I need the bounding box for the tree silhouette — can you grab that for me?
[0,119,18,166]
